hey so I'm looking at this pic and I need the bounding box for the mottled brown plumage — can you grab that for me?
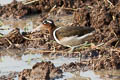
[55,26,95,40]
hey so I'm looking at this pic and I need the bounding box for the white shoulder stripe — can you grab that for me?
[53,27,62,44]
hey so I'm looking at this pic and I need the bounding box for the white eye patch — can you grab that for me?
[43,20,53,24]
[46,20,53,24]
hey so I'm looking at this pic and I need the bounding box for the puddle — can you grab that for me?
[0,20,33,36]
[0,49,120,80]
[0,0,25,6]
[0,25,14,35]
[80,70,102,80]
[0,53,79,73]
[0,49,79,79]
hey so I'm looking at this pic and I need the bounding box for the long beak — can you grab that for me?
[32,24,45,33]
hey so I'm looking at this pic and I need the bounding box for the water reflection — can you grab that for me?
[0,49,120,80]
[0,49,79,79]
[0,0,25,6]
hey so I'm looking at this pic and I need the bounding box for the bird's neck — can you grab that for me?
[49,26,57,40]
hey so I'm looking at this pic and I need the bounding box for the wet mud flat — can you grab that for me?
[0,0,120,80]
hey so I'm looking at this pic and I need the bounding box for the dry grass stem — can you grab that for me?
[23,0,39,5]
[23,36,42,41]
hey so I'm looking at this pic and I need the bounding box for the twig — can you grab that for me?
[107,0,114,7]
[56,5,64,16]
[23,0,39,5]
[104,38,118,46]
[39,5,56,22]
[48,5,56,15]
[23,36,42,40]
[58,7,79,11]
[104,0,114,7]
[5,38,12,45]
[115,40,119,47]
[110,48,120,53]
[110,27,118,38]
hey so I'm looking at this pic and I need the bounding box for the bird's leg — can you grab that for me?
[65,47,75,57]
[79,52,82,62]
[64,46,75,57]
[81,41,92,48]
[68,47,75,54]
[83,41,89,46]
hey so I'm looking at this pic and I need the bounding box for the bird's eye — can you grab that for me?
[43,21,47,24]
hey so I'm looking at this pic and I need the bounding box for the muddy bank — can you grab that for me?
[0,0,85,19]
[1,0,118,19]
[73,0,120,46]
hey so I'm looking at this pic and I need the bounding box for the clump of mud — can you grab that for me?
[0,28,24,48]
[60,62,87,72]
[18,61,62,80]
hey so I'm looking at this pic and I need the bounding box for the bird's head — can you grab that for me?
[39,19,56,31]
[32,19,56,33]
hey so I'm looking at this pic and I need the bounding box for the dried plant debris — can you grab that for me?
[88,47,120,70]
[0,28,25,48]
[73,0,120,46]
[0,0,114,19]
[0,0,83,19]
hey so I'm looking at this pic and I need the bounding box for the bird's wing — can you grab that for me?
[56,26,95,40]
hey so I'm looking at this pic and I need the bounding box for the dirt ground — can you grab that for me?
[0,0,120,80]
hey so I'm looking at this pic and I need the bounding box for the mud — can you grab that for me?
[0,0,83,19]
[60,62,87,72]
[0,72,17,80]
[0,0,120,80]
[73,0,120,46]
[0,28,24,48]
[18,61,62,80]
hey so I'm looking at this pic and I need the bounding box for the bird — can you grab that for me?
[32,19,95,53]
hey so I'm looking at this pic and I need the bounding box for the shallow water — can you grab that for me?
[0,49,79,79]
[0,0,24,6]
[0,49,120,80]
